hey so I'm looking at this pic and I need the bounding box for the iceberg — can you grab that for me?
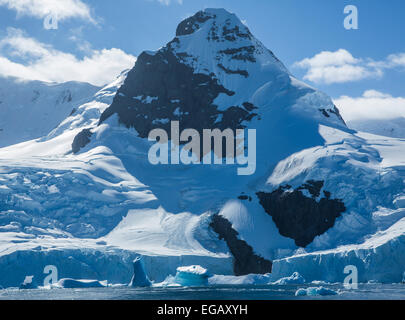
[56,279,107,289]
[19,275,38,290]
[209,274,272,286]
[295,286,338,297]
[273,272,306,285]
[129,256,152,287]
[174,265,210,287]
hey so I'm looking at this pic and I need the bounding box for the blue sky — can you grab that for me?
[0,0,404,121]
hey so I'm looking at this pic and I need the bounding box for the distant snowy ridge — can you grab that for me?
[348,117,405,139]
[0,76,100,148]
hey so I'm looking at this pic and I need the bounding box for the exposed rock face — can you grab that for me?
[237,194,252,201]
[98,9,261,158]
[99,49,257,143]
[257,180,346,247]
[319,104,346,125]
[72,129,93,154]
[175,9,253,42]
[176,10,212,36]
[218,46,257,63]
[210,214,272,276]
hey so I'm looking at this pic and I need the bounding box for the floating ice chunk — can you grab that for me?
[57,279,107,288]
[273,272,306,285]
[177,265,209,275]
[209,274,271,286]
[311,280,330,285]
[295,287,338,297]
[159,272,272,287]
[174,265,210,287]
[47,185,60,194]
[155,275,181,288]
[367,280,379,284]
[129,256,152,287]
[19,275,38,289]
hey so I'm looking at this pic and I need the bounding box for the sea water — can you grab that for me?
[0,284,403,300]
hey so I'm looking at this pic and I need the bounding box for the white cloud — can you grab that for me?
[0,0,94,23]
[387,53,405,68]
[0,28,136,86]
[155,0,183,5]
[366,53,405,70]
[334,90,405,121]
[293,49,382,84]
[295,49,360,68]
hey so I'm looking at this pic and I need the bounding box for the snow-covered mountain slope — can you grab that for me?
[348,117,405,139]
[0,77,100,148]
[265,129,405,283]
[0,9,404,286]
[271,217,405,284]
[0,69,235,287]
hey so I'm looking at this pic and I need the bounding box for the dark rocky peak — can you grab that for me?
[257,181,346,248]
[176,10,214,36]
[97,8,264,154]
[176,8,252,42]
[99,45,257,141]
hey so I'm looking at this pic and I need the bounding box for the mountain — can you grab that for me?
[0,77,100,148]
[0,9,404,287]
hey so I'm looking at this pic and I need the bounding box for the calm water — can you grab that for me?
[0,284,404,300]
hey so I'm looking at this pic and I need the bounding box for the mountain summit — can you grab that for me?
[98,8,345,141]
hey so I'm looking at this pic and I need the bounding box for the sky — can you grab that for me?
[0,0,404,122]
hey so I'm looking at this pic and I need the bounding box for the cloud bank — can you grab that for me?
[294,49,405,85]
[156,0,183,5]
[334,90,405,121]
[0,0,95,22]
[0,28,136,86]
[293,49,383,84]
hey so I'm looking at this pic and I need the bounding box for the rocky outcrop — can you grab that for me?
[218,46,257,62]
[99,48,257,143]
[217,63,249,77]
[72,129,93,154]
[257,180,346,247]
[319,104,346,125]
[176,10,212,36]
[210,214,272,276]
